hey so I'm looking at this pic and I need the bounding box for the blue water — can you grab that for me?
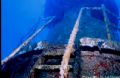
[2,0,120,60]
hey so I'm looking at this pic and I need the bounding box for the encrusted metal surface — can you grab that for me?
[81,51,120,76]
[80,37,120,51]
[34,65,72,70]
[43,49,65,56]
[2,38,120,78]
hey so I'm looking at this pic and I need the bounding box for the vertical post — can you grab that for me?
[101,4,111,40]
[59,8,84,78]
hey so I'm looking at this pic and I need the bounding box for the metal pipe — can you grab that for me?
[59,8,84,78]
[2,16,55,64]
[101,4,111,40]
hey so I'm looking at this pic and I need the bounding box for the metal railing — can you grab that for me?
[2,16,55,64]
[59,4,120,78]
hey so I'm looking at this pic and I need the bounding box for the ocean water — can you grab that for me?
[1,0,120,60]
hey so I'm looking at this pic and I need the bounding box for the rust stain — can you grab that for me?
[93,61,111,77]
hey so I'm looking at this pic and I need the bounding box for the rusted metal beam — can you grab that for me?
[2,16,55,64]
[83,7,101,10]
[43,49,65,56]
[59,8,84,78]
[101,4,111,40]
[35,65,72,71]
